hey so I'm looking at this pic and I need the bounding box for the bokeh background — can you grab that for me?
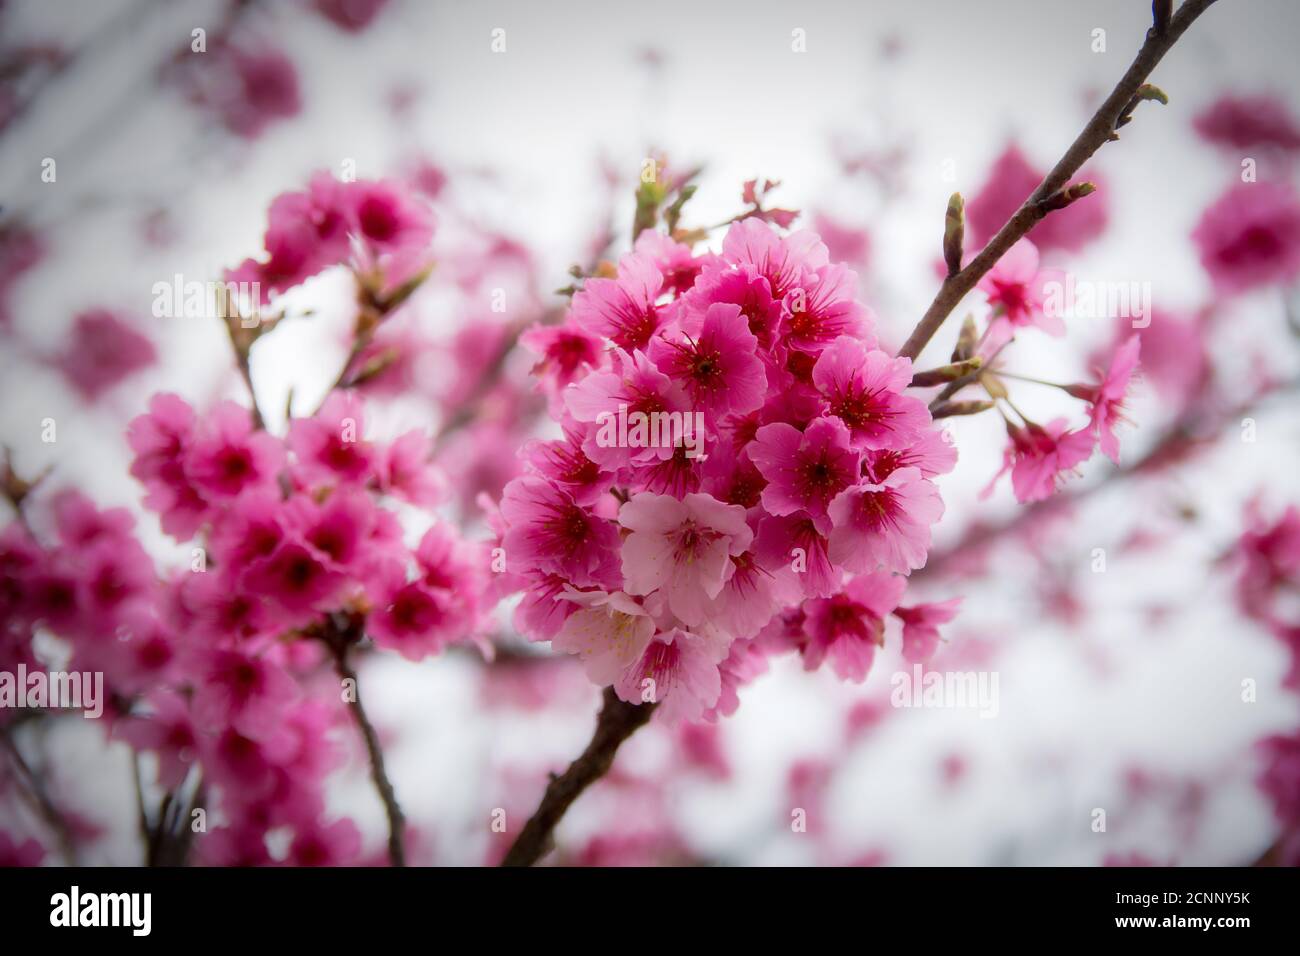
[2,0,1299,865]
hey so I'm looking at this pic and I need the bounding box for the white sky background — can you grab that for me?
[2,0,1299,864]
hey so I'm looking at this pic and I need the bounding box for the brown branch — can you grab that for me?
[897,0,1221,361]
[501,687,657,867]
[323,618,407,866]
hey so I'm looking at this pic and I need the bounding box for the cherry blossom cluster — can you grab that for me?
[497,219,962,722]
[224,172,434,300]
[0,170,503,865]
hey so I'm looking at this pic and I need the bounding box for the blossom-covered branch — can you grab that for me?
[897,0,1221,360]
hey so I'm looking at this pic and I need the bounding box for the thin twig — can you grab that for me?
[501,687,657,867]
[323,619,407,866]
[218,284,267,430]
[897,0,1221,361]
[229,331,266,430]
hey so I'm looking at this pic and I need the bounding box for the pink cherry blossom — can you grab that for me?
[1067,335,1141,463]
[50,309,156,400]
[749,416,860,530]
[186,401,285,501]
[192,649,298,740]
[633,229,715,295]
[564,348,691,467]
[0,832,45,867]
[613,628,724,724]
[345,178,435,268]
[512,570,584,642]
[618,491,753,626]
[863,428,958,483]
[753,512,842,599]
[720,218,828,302]
[174,43,301,140]
[551,588,656,684]
[985,418,1095,503]
[648,301,767,421]
[523,422,612,506]
[570,252,665,350]
[315,0,390,32]
[500,475,621,589]
[894,598,962,663]
[127,392,210,538]
[827,466,945,574]
[245,540,347,621]
[290,818,363,867]
[1194,94,1300,153]
[289,392,378,488]
[977,238,1065,339]
[812,336,931,450]
[367,562,471,661]
[811,212,871,268]
[520,319,604,391]
[681,265,783,353]
[1192,181,1300,295]
[378,429,445,506]
[801,571,907,682]
[781,263,872,357]
[709,550,802,640]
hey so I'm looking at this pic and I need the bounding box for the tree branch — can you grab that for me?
[323,618,407,867]
[501,687,657,867]
[897,0,1221,361]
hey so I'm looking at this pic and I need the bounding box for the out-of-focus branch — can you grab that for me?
[0,0,153,146]
[309,266,431,418]
[1,448,49,531]
[147,775,205,867]
[919,375,1300,580]
[431,308,560,450]
[501,687,656,867]
[897,0,1221,361]
[131,751,153,864]
[0,725,78,865]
